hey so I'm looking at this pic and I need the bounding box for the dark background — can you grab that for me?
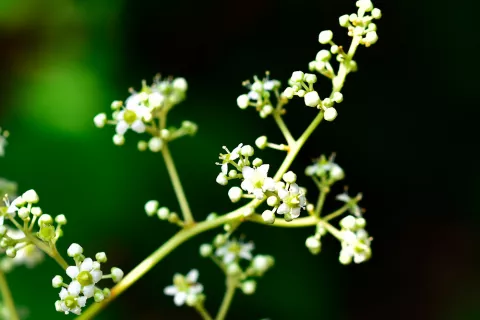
[0,0,479,319]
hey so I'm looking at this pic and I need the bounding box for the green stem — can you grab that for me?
[248,214,318,227]
[322,204,351,222]
[216,278,237,320]
[195,303,213,320]
[273,113,295,146]
[0,271,19,320]
[314,190,327,217]
[161,144,195,225]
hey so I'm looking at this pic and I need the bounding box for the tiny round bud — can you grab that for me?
[30,207,42,217]
[237,94,250,109]
[113,134,125,146]
[262,210,275,224]
[354,26,364,37]
[94,113,107,128]
[52,275,63,288]
[6,247,16,258]
[297,90,306,98]
[356,0,373,11]
[67,243,83,257]
[318,30,333,44]
[356,217,366,229]
[94,291,105,303]
[282,87,294,99]
[306,203,314,213]
[145,200,159,217]
[305,236,321,254]
[308,61,317,71]
[330,164,344,180]
[111,100,123,109]
[240,145,254,157]
[340,215,357,229]
[18,207,30,220]
[339,250,352,265]
[228,170,237,178]
[55,214,67,225]
[206,213,217,221]
[159,129,170,140]
[214,234,227,247]
[290,71,304,83]
[316,223,327,236]
[96,252,107,263]
[333,92,344,103]
[137,140,148,151]
[38,214,53,226]
[267,196,278,207]
[371,8,382,19]
[339,14,350,27]
[167,212,180,224]
[103,288,111,298]
[111,267,124,283]
[0,225,7,237]
[304,73,317,84]
[148,92,165,108]
[173,78,188,92]
[252,158,263,167]
[228,187,243,203]
[364,31,378,45]
[304,91,320,108]
[252,255,273,273]
[324,107,338,121]
[241,280,257,295]
[314,61,326,72]
[199,244,213,257]
[316,50,331,62]
[22,190,39,204]
[216,173,228,186]
[330,45,339,54]
[255,136,268,149]
[282,171,297,184]
[148,137,163,152]
[227,263,242,276]
[157,207,170,220]
[262,105,274,116]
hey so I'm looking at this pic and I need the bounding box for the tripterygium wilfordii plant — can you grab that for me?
[0,1,379,319]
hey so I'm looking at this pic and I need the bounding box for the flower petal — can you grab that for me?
[174,292,187,306]
[131,120,146,133]
[68,281,81,296]
[83,285,95,298]
[80,258,93,271]
[164,285,178,296]
[91,270,102,283]
[66,266,80,279]
[186,269,199,283]
[116,121,129,135]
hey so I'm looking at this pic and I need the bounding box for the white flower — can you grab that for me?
[56,286,87,315]
[336,193,361,216]
[276,183,306,220]
[240,165,275,199]
[217,144,242,175]
[339,229,371,264]
[93,113,107,128]
[215,239,254,264]
[115,95,151,135]
[66,258,103,298]
[305,157,344,181]
[164,269,204,306]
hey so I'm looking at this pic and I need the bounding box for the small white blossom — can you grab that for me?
[217,144,242,175]
[56,286,87,315]
[67,244,83,257]
[336,193,361,216]
[66,258,103,298]
[115,95,151,135]
[276,183,306,220]
[148,92,165,108]
[93,113,107,128]
[240,165,275,199]
[215,239,254,264]
[164,269,204,307]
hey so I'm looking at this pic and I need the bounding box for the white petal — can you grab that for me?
[215,247,227,257]
[221,163,228,175]
[126,95,140,109]
[289,183,300,193]
[174,292,187,306]
[240,250,252,260]
[291,207,301,218]
[116,121,129,135]
[223,252,235,264]
[277,188,288,199]
[262,178,275,191]
[116,110,125,121]
[59,288,68,300]
[77,296,87,308]
[240,180,253,193]
[257,164,270,176]
[164,285,178,296]
[83,285,95,298]
[68,281,81,296]
[277,203,289,215]
[190,284,203,295]
[71,307,82,315]
[66,266,80,279]
[336,193,350,202]
[186,269,199,283]
[91,270,102,283]
[242,166,254,179]
[131,120,146,133]
[253,189,264,199]
[80,258,93,271]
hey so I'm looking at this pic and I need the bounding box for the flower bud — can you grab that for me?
[94,113,107,128]
[148,137,163,152]
[240,145,254,157]
[290,71,304,83]
[316,50,331,62]
[372,8,382,19]
[304,91,320,107]
[113,134,125,146]
[31,207,42,217]
[241,280,257,295]
[52,275,63,288]
[339,14,350,27]
[305,236,321,255]
[216,173,228,186]
[67,243,83,257]
[282,171,297,184]
[18,207,30,220]
[227,263,242,276]
[6,247,16,258]
[282,87,294,99]
[199,244,213,257]
[318,30,333,44]
[237,94,250,109]
[324,107,338,121]
[340,215,357,229]
[262,210,275,224]
[22,190,39,204]
[267,196,278,207]
[252,158,263,167]
[228,187,243,203]
[255,136,268,150]
[304,73,317,84]
[145,200,159,217]
[111,267,124,283]
[214,234,227,247]
[38,214,53,226]
[55,214,67,225]
[157,207,170,220]
[173,78,188,92]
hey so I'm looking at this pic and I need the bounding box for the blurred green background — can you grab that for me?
[1,0,479,319]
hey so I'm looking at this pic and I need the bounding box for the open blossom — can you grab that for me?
[339,229,371,264]
[216,239,254,264]
[217,144,242,175]
[164,269,204,306]
[55,285,87,315]
[277,183,306,219]
[241,165,275,199]
[115,94,152,135]
[66,258,103,298]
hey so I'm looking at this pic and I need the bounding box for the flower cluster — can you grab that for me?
[0,229,44,272]
[144,200,182,226]
[215,143,259,188]
[94,75,196,152]
[199,237,274,295]
[53,244,124,315]
[164,269,204,307]
[0,127,8,157]
[338,207,372,264]
[305,154,345,184]
[236,73,284,118]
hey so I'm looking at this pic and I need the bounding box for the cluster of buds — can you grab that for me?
[341,0,381,47]
[94,75,197,152]
[236,73,284,118]
[199,237,274,295]
[53,244,124,315]
[282,71,342,122]
[144,200,182,227]
[0,127,8,157]
[305,154,345,185]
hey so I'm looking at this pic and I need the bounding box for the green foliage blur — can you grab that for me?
[1,0,479,319]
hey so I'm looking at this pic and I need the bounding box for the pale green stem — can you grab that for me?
[0,271,20,320]
[161,144,195,225]
[215,277,237,320]
[314,190,327,217]
[248,213,318,227]
[322,204,351,222]
[195,303,213,320]
[273,112,295,146]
